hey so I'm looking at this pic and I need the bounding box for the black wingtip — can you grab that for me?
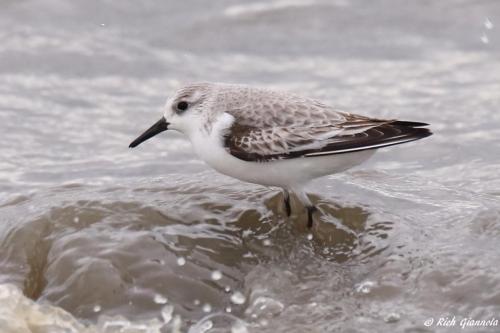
[412,126,433,139]
[392,120,433,139]
[391,120,430,127]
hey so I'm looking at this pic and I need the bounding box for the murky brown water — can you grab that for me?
[1,1,500,332]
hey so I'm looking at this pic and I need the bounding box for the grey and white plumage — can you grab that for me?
[129,82,432,228]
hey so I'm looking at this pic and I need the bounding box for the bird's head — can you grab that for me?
[129,83,214,148]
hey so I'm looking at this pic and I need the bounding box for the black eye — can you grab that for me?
[176,101,189,112]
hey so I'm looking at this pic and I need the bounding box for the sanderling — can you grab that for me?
[129,82,431,228]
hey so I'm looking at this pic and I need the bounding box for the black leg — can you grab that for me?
[306,205,317,228]
[283,190,291,217]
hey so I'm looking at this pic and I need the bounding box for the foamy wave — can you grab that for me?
[0,284,181,333]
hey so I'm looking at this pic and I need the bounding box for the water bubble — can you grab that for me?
[161,305,174,324]
[481,33,489,44]
[194,299,201,306]
[211,270,222,281]
[177,257,186,266]
[202,303,212,313]
[484,18,494,30]
[307,233,313,240]
[225,286,231,293]
[73,217,80,223]
[100,23,106,27]
[263,239,272,246]
[384,312,401,323]
[230,291,246,305]
[225,306,232,313]
[93,304,101,313]
[355,280,376,294]
[153,294,168,304]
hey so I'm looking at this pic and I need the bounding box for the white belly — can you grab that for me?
[190,129,375,189]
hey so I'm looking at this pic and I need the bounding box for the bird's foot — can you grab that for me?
[306,205,317,229]
[283,190,292,217]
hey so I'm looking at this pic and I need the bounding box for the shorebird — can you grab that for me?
[129,83,431,228]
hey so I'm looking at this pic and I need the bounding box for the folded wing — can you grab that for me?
[223,113,432,162]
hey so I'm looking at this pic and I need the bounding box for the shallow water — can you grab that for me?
[1,1,500,332]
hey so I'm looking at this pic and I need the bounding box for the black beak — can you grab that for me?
[129,117,169,148]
